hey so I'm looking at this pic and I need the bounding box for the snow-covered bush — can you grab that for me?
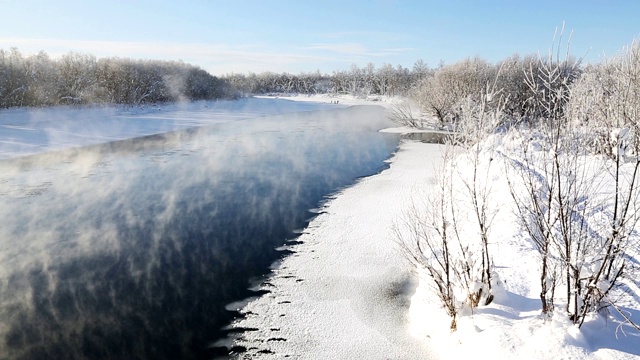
[504,123,640,325]
[395,93,504,330]
[505,33,640,326]
[567,40,640,158]
[395,143,497,331]
[386,99,432,129]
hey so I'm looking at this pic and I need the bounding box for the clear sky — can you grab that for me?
[1,0,638,75]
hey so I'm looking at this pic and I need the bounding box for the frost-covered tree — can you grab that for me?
[224,62,420,97]
[494,53,537,118]
[57,52,98,104]
[568,40,640,157]
[0,49,232,108]
[411,57,497,125]
[412,59,431,83]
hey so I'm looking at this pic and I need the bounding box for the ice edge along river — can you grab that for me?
[227,139,442,359]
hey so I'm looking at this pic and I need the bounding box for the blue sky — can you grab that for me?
[1,0,638,75]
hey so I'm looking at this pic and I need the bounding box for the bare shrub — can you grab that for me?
[395,85,504,330]
[505,29,640,326]
[395,146,491,331]
[387,99,431,129]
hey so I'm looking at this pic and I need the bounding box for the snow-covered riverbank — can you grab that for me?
[228,137,640,359]
[236,95,640,359]
[227,140,442,359]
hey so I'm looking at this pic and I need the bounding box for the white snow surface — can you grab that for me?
[255,93,400,108]
[228,141,442,359]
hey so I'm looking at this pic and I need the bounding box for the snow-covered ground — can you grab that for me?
[228,137,640,359]
[255,93,400,109]
[407,136,640,360]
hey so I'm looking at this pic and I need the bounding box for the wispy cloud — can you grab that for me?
[320,31,410,43]
[304,42,416,58]
[0,38,317,62]
[305,43,369,55]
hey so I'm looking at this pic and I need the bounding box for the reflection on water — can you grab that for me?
[0,105,399,359]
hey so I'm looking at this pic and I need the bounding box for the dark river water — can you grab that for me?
[0,105,399,359]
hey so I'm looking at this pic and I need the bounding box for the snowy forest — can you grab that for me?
[0,48,234,108]
[224,60,428,96]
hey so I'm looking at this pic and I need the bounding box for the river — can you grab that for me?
[0,100,399,359]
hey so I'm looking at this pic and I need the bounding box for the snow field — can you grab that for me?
[255,93,401,109]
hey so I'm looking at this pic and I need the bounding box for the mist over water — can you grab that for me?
[0,98,338,160]
[0,104,399,359]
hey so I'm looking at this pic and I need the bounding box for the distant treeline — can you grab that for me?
[0,48,235,109]
[223,55,585,124]
[223,60,430,97]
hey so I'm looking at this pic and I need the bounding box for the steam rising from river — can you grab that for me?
[0,102,399,359]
